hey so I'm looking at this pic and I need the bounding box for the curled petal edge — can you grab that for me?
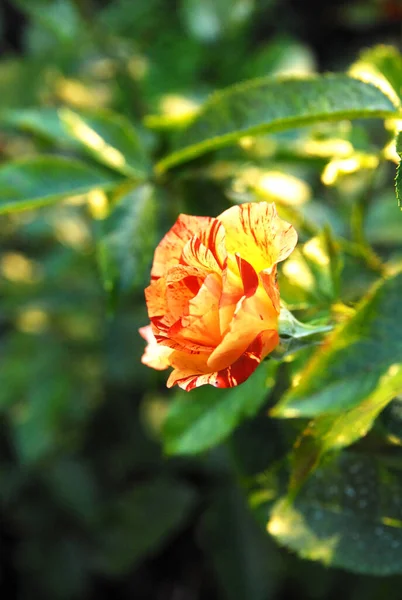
[167,329,279,391]
[139,325,172,371]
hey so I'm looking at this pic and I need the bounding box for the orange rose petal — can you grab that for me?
[217,202,298,275]
[260,267,280,314]
[215,329,278,387]
[151,214,213,279]
[166,345,220,390]
[167,370,220,391]
[169,330,278,390]
[180,235,221,274]
[207,311,256,372]
[139,325,172,370]
[145,277,168,319]
[198,218,227,269]
[217,259,244,336]
[170,272,222,348]
[145,277,176,333]
[218,252,264,336]
[168,348,211,371]
[154,333,214,354]
[208,290,278,372]
[165,265,206,321]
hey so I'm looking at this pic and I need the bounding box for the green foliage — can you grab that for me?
[1,1,402,597]
[200,486,282,600]
[273,271,402,417]
[97,183,158,296]
[95,478,196,574]
[156,75,398,171]
[163,360,278,455]
[269,452,402,575]
[396,131,402,207]
[60,109,151,178]
[0,156,123,213]
[351,45,402,103]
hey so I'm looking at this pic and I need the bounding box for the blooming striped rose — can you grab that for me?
[140,202,297,391]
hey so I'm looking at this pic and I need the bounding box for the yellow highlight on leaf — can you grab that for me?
[258,171,311,206]
[56,78,111,109]
[17,309,48,334]
[87,189,109,220]
[54,216,91,251]
[282,256,315,291]
[383,137,401,165]
[302,138,354,158]
[303,238,330,267]
[233,167,311,206]
[322,154,379,186]
[61,109,127,172]
[159,95,200,120]
[1,252,42,283]
[349,63,400,107]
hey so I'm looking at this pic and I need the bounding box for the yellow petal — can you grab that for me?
[217,202,297,275]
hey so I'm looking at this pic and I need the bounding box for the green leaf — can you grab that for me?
[95,478,196,575]
[61,109,150,178]
[162,361,278,456]
[290,364,402,492]
[365,189,402,244]
[0,59,44,109]
[273,271,402,418]
[200,487,282,600]
[396,131,402,208]
[0,156,124,213]
[97,184,157,296]
[14,0,83,43]
[351,45,402,104]
[243,36,316,80]
[5,333,97,463]
[156,74,398,172]
[268,452,402,575]
[381,397,402,445]
[0,107,76,146]
[180,0,254,42]
[43,459,100,524]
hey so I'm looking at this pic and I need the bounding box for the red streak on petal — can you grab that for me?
[235,253,259,297]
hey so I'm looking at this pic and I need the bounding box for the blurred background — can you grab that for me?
[0,1,401,599]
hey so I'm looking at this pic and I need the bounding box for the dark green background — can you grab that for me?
[0,1,401,599]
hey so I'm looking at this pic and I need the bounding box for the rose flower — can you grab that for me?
[139,202,297,391]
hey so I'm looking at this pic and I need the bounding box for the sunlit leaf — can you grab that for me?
[279,229,342,311]
[273,271,402,417]
[156,74,398,171]
[350,45,402,104]
[290,364,402,492]
[269,452,402,575]
[61,109,150,178]
[0,156,124,213]
[0,107,77,146]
